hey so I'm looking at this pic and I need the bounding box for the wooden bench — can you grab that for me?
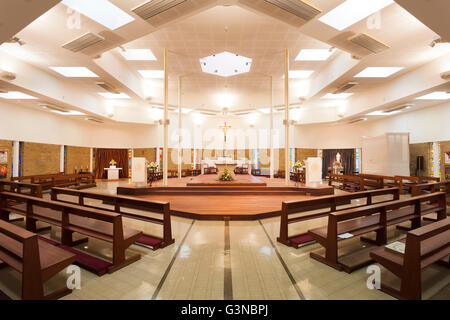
[329,174,365,192]
[356,174,385,189]
[0,192,142,274]
[11,173,95,191]
[0,181,43,198]
[277,188,400,248]
[418,176,441,183]
[370,218,450,300]
[308,192,447,273]
[51,187,174,250]
[0,219,76,300]
[393,176,421,194]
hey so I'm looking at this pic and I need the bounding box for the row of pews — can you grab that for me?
[278,181,450,300]
[0,180,175,300]
[329,173,441,194]
[11,172,96,191]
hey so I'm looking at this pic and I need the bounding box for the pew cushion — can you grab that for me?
[0,289,11,300]
[59,245,112,276]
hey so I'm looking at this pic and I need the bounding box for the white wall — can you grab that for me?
[2,99,449,149]
[294,101,450,149]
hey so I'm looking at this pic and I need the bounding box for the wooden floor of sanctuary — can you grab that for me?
[116,175,334,220]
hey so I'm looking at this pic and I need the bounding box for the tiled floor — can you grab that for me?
[0,179,448,300]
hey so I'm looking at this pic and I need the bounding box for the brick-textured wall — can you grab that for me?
[440,140,450,180]
[66,146,90,174]
[22,142,60,176]
[409,143,429,176]
[0,139,12,180]
[296,148,318,162]
[134,148,156,163]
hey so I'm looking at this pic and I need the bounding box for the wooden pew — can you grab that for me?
[11,173,95,191]
[0,192,142,273]
[393,176,421,194]
[50,187,174,249]
[329,174,365,192]
[357,174,384,189]
[0,181,43,198]
[308,192,447,273]
[418,176,440,183]
[411,181,450,221]
[370,218,450,300]
[277,188,400,248]
[0,219,76,300]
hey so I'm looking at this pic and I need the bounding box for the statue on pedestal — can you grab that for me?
[332,152,344,175]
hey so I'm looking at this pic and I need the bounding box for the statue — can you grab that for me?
[332,152,344,174]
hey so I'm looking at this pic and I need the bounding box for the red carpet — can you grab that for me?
[59,245,112,276]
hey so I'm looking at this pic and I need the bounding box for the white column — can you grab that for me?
[284,48,290,186]
[178,76,182,180]
[163,48,169,186]
[269,76,274,180]
[12,141,20,177]
[60,145,65,173]
[89,148,93,172]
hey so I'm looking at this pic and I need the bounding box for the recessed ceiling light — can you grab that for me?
[283,70,315,79]
[354,67,403,78]
[200,52,252,78]
[295,49,336,61]
[322,93,354,99]
[367,110,401,116]
[98,92,130,99]
[319,0,394,31]
[49,109,86,116]
[0,91,37,99]
[138,70,165,79]
[61,0,135,30]
[416,91,450,100]
[50,67,99,78]
[119,49,157,61]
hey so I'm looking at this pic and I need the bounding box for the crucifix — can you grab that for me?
[219,121,232,159]
[220,121,232,143]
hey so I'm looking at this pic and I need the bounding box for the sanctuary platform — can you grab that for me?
[116,175,334,220]
[186,174,267,186]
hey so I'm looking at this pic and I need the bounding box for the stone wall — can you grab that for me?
[441,140,450,180]
[409,143,429,176]
[22,142,60,176]
[0,139,12,180]
[65,146,90,174]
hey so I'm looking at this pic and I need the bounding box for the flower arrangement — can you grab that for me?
[219,169,234,181]
[148,162,159,170]
[109,159,117,166]
[293,160,305,169]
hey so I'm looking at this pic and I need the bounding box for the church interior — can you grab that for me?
[0,0,449,302]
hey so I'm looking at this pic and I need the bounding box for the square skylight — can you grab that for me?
[120,49,157,61]
[98,92,130,99]
[200,52,252,78]
[354,67,403,78]
[416,91,450,100]
[322,93,354,99]
[61,0,135,31]
[295,49,336,61]
[50,67,99,78]
[319,0,394,31]
[138,70,165,79]
[284,70,315,79]
[0,91,37,99]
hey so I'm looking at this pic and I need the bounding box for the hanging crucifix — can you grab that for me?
[220,121,232,143]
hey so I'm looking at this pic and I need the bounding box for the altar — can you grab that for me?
[201,157,250,175]
[104,167,122,180]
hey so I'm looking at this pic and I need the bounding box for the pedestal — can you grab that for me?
[105,168,122,180]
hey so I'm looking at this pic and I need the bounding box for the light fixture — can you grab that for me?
[61,0,135,30]
[0,91,37,99]
[322,93,354,99]
[354,67,403,78]
[0,70,16,81]
[49,67,99,78]
[200,52,252,78]
[5,37,25,46]
[295,48,336,61]
[119,49,157,61]
[138,70,164,79]
[98,92,130,99]
[174,108,192,114]
[429,37,449,48]
[319,0,394,31]
[284,70,315,79]
[441,71,450,80]
[415,91,450,100]
[259,108,271,114]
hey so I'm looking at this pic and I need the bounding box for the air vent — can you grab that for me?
[348,33,390,54]
[40,104,68,113]
[385,104,414,114]
[264,0,321,20]
[196,109,219,116]
[62,32,105,53]
[132,0,187,20]
[348,118,367,124]
[333,82,358,94]
[233,110,254,116]
[85,117,104,124]
[96,81,120,94]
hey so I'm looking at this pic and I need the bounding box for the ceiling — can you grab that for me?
[0,0,449,126]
